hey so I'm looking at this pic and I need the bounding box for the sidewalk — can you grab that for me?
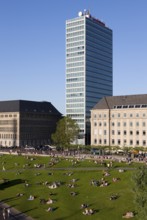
[0,201,34,220]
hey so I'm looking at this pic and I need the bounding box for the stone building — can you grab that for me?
[0,100,62,147]
[91,94,147,148]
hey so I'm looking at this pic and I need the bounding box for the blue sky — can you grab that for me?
[0,0,147,115]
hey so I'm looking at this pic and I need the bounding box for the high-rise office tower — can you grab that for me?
[66,10,113,145]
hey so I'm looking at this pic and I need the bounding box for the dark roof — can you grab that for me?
[0,100,62,115]
[93,94,147,110]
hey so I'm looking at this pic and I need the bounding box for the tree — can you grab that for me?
[132,165,147,219]
[51,116,79,148]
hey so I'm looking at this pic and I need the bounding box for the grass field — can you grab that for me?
[0,154,142,220]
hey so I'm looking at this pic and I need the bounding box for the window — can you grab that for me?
[112,139,115,144]
[143,122,146,127]
[117,122,120,127]
[136,113,139,117]
[104,122,107,126]
[94,122,97,126]
[130,140,133,145]
[143,113,146,117]
[118,113,120,117]
[104,130,107,135]
[123,122,126,127]
[112,122,115,126]
[99,122,102,126]
[124,113,127,117]
[118,139,121,144]
[94,139,97,144]
[117,131,121,135]
[99,139,102,144]
[143,131,146,135]
[111,114,114,118]
[130,122,133,127]
[112,130,115,135]
[104,114,106,118]
[136,140,139,145]
[130,131,133,135]
[124,130,127,135]
[130,114,133,117]
[136,131,139,135]
[104,139,107,144]
[136,122,139,126]
[143,140,146,146]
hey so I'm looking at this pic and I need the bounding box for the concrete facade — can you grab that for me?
[91,94,147,148]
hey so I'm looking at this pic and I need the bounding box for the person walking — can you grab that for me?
[2,208,6,219]
[7,208,11,218]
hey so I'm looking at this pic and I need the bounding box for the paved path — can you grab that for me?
[0,202,34,220]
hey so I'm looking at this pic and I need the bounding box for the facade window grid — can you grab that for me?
[86,57,112,68]
[87,46,111,59]
[86,67,112,78]
[66,26,84,33]
[86,25,112,39]
[67,57,84,63]
[87,47,112,61]
[87,74,112,83]
[66,62,84,68]
[66,36,84,43]
[86,30,112,45]
[86,20,111,36]
[66,20,84,28]
[86,37,112,51]
[66,40,84,47]
[66,13,112,145]
[66,83,84,88]
[66,31,84,38]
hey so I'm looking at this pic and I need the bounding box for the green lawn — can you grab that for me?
[0,154,141,220]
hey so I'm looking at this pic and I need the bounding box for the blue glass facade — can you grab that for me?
[66,11,112,145]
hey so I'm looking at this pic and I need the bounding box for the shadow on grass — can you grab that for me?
[1,196,20,203]
[15,207,38,216]
[0,179,25,190]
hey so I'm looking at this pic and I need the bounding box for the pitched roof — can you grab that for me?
[0,100,62,115]
[93,94,147,110]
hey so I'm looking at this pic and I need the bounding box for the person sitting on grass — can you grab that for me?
[122,211,134,218]
[70,191,77,196]
[28,195,35,200]
[48,182,58,189]
[110,194,118,200]
[113,177,120,182]
[81,203,88,209]
[89,209,94,215]
[82,208,94,215]
[16,193,24,197]
[46,207,53,212]
[46,198,53,204]
[83,208,89,215]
